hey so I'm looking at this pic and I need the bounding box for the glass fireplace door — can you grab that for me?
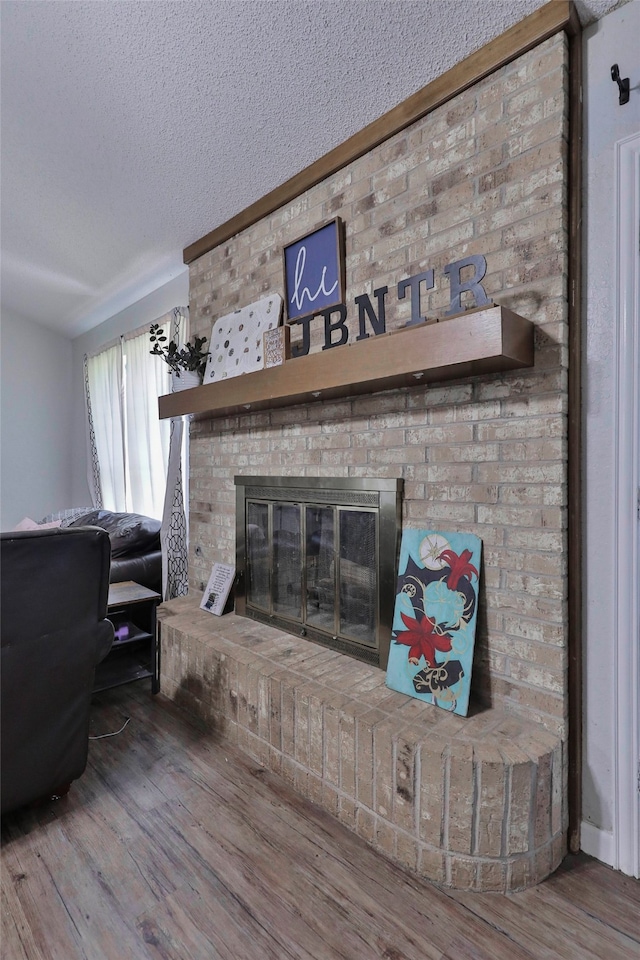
[246,498,377,650]
[305,505,336,634]
[236,476,403,669]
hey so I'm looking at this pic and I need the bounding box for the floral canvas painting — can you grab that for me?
[385,529,482,716]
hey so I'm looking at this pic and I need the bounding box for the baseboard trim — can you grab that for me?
[580,820,615,867]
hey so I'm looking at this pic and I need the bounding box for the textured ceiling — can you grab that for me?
[0,0,627,337]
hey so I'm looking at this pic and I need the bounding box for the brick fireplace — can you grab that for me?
[158,14,576,892]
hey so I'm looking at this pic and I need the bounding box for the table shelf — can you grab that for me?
[93,648,153,693]
[97,580,161,694]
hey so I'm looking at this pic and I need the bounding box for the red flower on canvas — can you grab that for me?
[394,612,452,667]
[437,548,478,591]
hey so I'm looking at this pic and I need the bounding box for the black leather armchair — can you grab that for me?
[1,526,114,815]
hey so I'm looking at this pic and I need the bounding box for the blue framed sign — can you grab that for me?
[283,218,345,323]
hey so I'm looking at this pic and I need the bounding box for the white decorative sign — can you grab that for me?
[203,295,282,384]
[200,563,235,616]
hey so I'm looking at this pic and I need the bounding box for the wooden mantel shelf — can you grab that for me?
[158,305,533,421]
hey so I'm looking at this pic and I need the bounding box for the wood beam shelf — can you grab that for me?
[158,305,533,421]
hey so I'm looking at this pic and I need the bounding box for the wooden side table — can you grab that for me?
[94,581,161,694]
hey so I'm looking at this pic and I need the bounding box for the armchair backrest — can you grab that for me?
[1,526,114,814]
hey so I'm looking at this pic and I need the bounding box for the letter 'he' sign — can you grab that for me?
[283,218,345,323]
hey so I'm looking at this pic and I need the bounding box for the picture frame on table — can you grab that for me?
[200,562,235,616]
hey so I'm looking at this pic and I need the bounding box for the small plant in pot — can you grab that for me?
[149,323,209,386]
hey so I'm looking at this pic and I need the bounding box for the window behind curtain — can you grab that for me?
[124,328,171,518]
[86,340,126,512]
[86,309,186,519]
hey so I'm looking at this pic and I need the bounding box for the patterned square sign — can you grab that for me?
[203,295,282,384]
[385,529,482,716]
[263,325,291,368]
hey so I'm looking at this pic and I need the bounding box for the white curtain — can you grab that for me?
[85,310,186,519]
[85,307,190,600]
[86,341,125,511]
[124,328,171,519]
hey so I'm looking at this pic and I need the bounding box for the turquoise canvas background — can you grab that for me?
[385,529,482,716]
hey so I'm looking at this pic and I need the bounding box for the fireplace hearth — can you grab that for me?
[234,476,403,668]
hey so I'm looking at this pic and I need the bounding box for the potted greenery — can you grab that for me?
[149,323,209,390]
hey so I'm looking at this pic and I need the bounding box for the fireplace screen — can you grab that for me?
[235,477,403,668]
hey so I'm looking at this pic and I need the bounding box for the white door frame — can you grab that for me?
[613,130,640,878]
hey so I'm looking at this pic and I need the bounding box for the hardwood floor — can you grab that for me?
[2,684,638,960]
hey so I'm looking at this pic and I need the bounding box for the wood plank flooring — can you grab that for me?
[2,684,638,960]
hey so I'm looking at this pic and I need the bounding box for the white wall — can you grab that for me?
[583,0,640,862]
[0,274,189,528]
[70,271,189,506]
[0,310,73,528]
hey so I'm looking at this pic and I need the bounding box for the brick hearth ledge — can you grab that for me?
[158,596,565,893]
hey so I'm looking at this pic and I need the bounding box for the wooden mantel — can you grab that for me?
[158,305,533,421]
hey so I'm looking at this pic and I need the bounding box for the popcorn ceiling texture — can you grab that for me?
[2,0,621,335]
[187,32,570,739]
[163,31,572,891]
[0,0,568,335]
